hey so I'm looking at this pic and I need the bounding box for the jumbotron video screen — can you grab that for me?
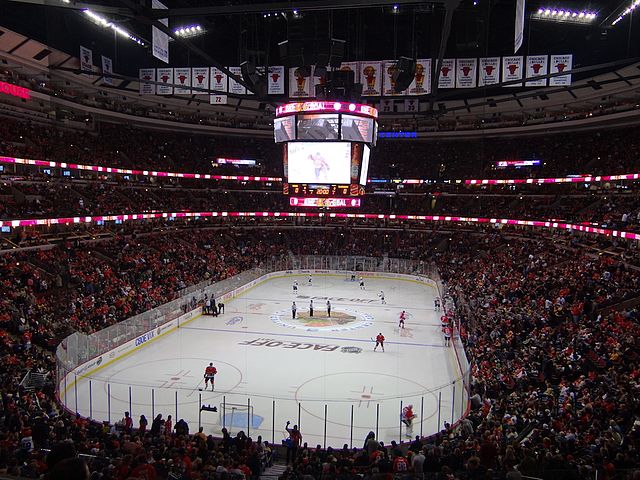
[274,101,378,204]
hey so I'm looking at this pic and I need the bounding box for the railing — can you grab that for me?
[56,256,471,448]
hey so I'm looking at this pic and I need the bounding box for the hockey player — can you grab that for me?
[308,275,312,286]
[443,325,452,347]
[398,310,407,329]
[401,404,416,437]
[204,363,217,391]
[292,302,297,319]
[359,277,365,290]
[293,281,298,294]
[434,297,440,311]
[379,290,386,304]
[326,300,331,318]
[374,333,385,352]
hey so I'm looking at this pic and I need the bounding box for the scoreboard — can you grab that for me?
[274,101,378,201]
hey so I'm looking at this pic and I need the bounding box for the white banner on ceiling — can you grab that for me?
[502,56,523,87]
[174,67,191,94]
[526,55,549,87]
[210,94,228,105]
[151,0,169,64]
[379,99,394,113]
[156,67,173,95]
[360,61,383,96]
[514,0,525,53]
[288,66,312,98]
[192,67,210,94]
[139,68,156,95]
[382,60,405,96]
[404,98,418,113]
[478,57,500,86]
[407,59,431,95]
[80,45,93,73]
[228,66,246,95]
[101,55,113,86]
[210,67,228,93]
[455,58,478,88]
[437,59,455,89]
[549,54,573,86]
[268,66,285,95]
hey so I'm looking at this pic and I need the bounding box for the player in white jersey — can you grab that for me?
[359,277,365,290]
[379,290,386,304]
[434,297,440,311]
[293,281,298,293]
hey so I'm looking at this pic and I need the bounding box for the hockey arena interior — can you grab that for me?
[1,0,640,479]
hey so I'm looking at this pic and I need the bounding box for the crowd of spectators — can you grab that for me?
[0,226,638,479]
[2,178,640,236]
[3,118,640,181]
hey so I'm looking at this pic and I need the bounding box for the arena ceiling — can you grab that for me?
[1,0,640,125]
[1,0,638,78]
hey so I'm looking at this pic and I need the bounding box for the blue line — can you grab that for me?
[181,325,446,348]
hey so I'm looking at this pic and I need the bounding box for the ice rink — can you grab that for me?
[66,273,465,447]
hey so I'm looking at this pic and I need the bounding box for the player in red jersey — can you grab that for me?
[401,404,416,437]
[204,363,217,391]
[398,310,407,329]
[374,333,385,352]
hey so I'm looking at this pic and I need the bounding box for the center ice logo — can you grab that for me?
[271,308,373,332]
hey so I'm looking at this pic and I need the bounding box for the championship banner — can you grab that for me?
[174,68,191,94]
[101,55,113,86]
[404,99,418,113]
[210,67,228,93]
[383,60,404,96]
[338,62,359,82]
[192,67,209,94]
[360,61,382,96]
[525,55,548,87]
[407,59,431,95]
[228,66,246,95]
[288,67,312,98]
[151,0,169,63]
[312,67,327,98]
[437,59,455,89]
[268,66,285,94]
[156,67,173,95]
[502,56,523,87]
[455,58,477,88]
[549,54,572,86]
[139,68,156,95]
[80,46,93,73]
[478,57,500,86]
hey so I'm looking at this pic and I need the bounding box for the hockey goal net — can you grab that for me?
[219,402,254,429]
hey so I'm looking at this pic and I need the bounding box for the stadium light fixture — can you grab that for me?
[612,0,640,26]
[174,24,206,38]
[83,9,146,46]
[533,7,598,24]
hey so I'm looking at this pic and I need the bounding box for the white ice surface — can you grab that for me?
[69,274,464,447]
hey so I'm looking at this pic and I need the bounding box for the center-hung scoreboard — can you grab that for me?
[274,101,378,207]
